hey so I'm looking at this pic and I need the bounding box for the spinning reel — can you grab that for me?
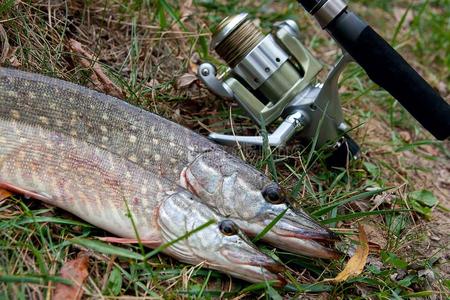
[199,13,359,167]
[198,0,450,167]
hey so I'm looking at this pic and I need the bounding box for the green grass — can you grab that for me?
[1,0,449,299]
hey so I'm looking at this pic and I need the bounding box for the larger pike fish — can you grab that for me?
[0,68,337,262]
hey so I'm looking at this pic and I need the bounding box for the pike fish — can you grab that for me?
[0,68,286,283]
[0,67,338,260]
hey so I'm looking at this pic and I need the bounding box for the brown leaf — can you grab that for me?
[399,130,412,142]
[364,223,387,250]
[8,47,21,67]
[0,188,12,201]
[437,81,447,95]
[420,144,440,156]
[53,252,89,300]
[188,53,200,74]
[176,73,197,89]
[326,224,369,283]
[180,0,193,19]
[67,39,125,99]
[146,78,160,88]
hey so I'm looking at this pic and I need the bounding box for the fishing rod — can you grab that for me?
[198,0,450,167]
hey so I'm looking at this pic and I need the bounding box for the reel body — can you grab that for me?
[198,13,359,166]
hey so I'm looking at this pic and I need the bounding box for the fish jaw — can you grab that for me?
[261,231,340,259]
[214,263,286,286]
[262,208,340,259]
[229,218,340,260]
[217,236,286,284]
[157,190,286,284]
[230,207,340,259]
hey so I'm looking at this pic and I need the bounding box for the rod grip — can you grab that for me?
[327,12,450,140]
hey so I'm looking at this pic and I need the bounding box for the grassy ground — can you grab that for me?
[0,0,449,299]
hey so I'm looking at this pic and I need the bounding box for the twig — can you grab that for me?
[67,39,125,99]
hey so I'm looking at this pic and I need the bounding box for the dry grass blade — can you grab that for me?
[0,24,10,64]
[53,252,89,300]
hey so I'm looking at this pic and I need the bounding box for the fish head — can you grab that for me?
[182,151,339,259]
[158,190,285,284]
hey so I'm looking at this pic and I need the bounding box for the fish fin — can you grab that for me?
[0,188,12,201]
[97,237,161,248]
[0,181,51,202]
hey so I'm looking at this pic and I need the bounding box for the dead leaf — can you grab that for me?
[420,144,440,156]
[437,81,447,95]
[67,39,125,99]
[0,188,12,201]
[399,130,412,142]
[180,0,193,19]
[364,223,387,250]
[53,252,89,300]
[188,52,200,74]
[176,73,197,89]
[371,192,393,208]
[326,224,369,283]
[146,78,160,88]
[352,200,370,212]
[8,47,21,67]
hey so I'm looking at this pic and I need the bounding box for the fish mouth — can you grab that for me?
[271,230,341,259]
[256,210,341,259]
[275,225,338,242]
[220,248,286,285]
[222,265,286,287]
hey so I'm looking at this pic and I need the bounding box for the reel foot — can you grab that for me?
[326,135,360,169]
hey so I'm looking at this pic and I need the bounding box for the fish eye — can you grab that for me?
[219,220,238,236]
[262,184,285,204]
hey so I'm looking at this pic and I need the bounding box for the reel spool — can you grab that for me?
[198,13,359,167]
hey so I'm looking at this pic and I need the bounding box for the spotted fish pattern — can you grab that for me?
[0,69,218,175]
[0,68,203,238]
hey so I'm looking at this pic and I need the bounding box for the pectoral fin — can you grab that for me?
[0,188,12,201]
[97,237,161,248]
[0,181,51,202]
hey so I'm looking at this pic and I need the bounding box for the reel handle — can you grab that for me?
[299,0,450,140]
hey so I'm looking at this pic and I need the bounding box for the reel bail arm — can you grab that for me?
[208,111,306,147]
